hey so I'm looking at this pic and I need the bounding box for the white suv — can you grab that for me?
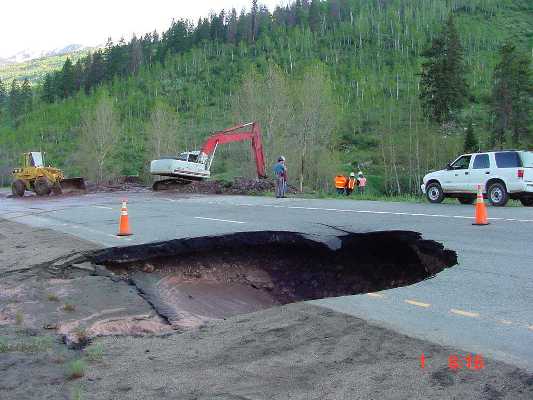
[421,150,533,207]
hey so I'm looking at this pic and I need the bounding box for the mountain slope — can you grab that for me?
[0,46,94,83]
[0,0,531,192]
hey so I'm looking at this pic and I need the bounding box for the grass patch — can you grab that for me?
[47,293,59,302]
[15,311,24,325]
[63,303,76,312]
[0,337,8,352]
[0,336,54,353]
[72,386,84,400]
[66,359,86,380]
[85,343,104,362]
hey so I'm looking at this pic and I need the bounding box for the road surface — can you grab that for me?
[1,190,532,370]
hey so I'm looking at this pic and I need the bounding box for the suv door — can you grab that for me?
[468,153,492,193]
[494,152,522,192]
[445,155,472,191]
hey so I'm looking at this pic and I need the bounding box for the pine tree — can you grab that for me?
[464,121,478,153]
[60,58,75,98]
[20,78,32,114]
[491,42,532,147]
[9,80,21,121]
[420,15,469,125]
[41,74,55,103]
[86,50,106,93]
[251,0,259,42]
[309,0,321,32]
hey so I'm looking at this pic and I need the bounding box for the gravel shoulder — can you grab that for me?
[0,218,531,400]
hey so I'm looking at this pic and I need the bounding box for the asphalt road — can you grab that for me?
[1,190,532,371]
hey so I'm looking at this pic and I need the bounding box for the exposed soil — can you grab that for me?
[150,176,298,195]
[5,176,295,199]
[0,218,531,400]
[95,230,456,330]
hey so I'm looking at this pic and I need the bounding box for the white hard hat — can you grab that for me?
[350,172,355,177]
[278,156,285,162]
[358,171,363,176]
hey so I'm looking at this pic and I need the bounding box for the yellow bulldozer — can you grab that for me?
[11,152,86,197]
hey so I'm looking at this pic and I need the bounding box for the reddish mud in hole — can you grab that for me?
[90,231,457,331]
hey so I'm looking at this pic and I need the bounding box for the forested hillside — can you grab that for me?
[0,0,531,193]
[0,49,91,84]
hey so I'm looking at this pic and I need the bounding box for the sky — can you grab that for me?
[0,0,286,58]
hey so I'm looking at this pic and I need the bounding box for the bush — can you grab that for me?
[66,359,86,379]
[85,343,104,362]
[47,293,59,302]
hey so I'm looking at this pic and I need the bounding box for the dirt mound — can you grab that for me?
[160,177,298,195]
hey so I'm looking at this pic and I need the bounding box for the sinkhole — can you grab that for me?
[88,231,457,330]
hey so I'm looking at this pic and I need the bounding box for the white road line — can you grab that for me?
[405,299,431,308]
[366,293,384,298]
[499,319,513,325]
[93,206,113,210]
[241,203,533,223]
[450,309,480,318]
[194,217,246,224]
[162,198,176,202]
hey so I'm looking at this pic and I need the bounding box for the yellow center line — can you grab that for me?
[366,293,384,298]
[450,309,480,318]
[405,299,431,308]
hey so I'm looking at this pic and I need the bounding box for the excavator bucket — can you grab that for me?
[60,177,86,192]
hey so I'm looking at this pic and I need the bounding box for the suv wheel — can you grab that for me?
[520,197,533,207]
[426,182,444,204]
[487,182,508,207]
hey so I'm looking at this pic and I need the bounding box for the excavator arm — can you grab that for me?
[200,122,267,178]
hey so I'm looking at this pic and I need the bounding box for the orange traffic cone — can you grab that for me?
[117,199,133,236]
[473,185,489,226]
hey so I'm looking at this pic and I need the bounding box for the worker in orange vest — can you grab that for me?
[334,175,347,195]
[358,171,367,194]
[346,172,358,196]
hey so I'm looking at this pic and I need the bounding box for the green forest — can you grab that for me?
[0,0,531,194]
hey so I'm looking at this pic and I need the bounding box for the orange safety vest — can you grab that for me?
[347,177,357,190]
[335,175,347,189]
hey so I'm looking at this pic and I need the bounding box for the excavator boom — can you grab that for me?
[200,122,266,178]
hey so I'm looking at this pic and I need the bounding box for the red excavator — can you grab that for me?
[150,122,267,191]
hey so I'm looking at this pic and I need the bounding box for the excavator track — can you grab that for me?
[152,178,193,191]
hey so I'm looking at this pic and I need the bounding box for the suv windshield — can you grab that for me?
[520,152,533,168]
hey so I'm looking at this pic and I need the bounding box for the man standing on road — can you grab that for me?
[273,156,288,198]
[358,171,367,194]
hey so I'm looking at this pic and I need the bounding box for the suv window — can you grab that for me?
[473,154,490,169]
[450,155,471,170]
[520,152,533,168]
[495,152,521,168]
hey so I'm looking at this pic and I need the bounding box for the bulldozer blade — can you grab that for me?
[60,177,87,192]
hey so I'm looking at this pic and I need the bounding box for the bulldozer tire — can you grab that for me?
[34,177,52,196]
[52,183,63,195]
[11,179,26,197]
